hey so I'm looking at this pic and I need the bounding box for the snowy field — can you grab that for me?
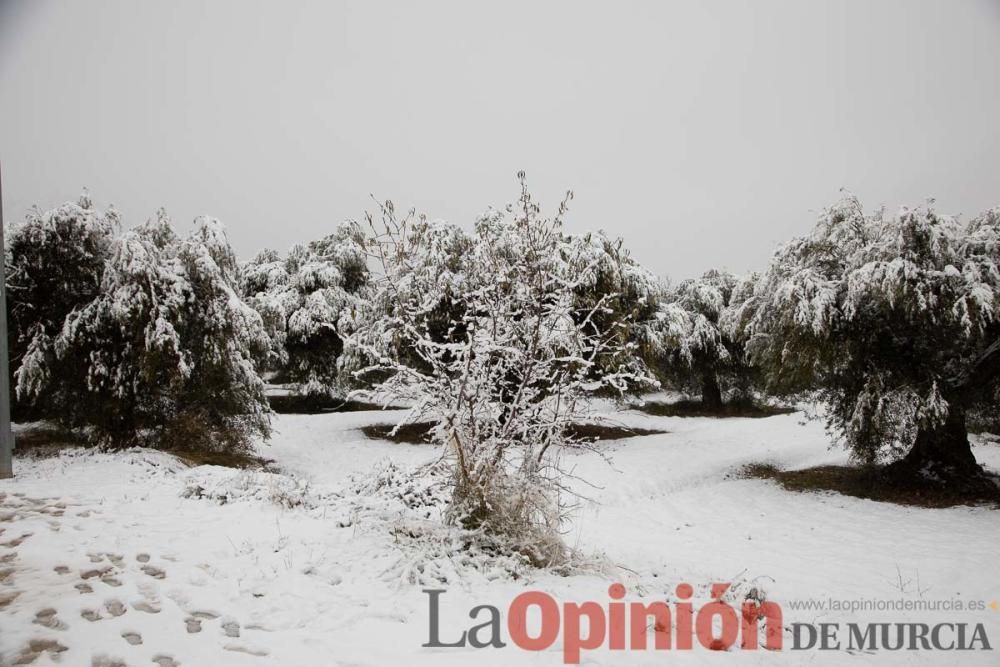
[1,405,999,666]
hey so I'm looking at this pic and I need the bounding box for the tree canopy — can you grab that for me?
[17,210,272,453]
[731,195,1000,483]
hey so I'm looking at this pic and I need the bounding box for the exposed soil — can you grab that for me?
[361,421,666,445]
[267,395,388,414]
[635,399,796,419]
[740,462,1000,508]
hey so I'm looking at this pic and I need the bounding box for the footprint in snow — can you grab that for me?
[2,532,31,548]
[224,643,269,657]
[81,565,113,580]
[33,607,68,630]
[184,609,221,634]
[133,599,160,614]
[132,582,162,614]
[80,599,126,622]
[16,638,68,664]
[105,599,127,617]
[121,630,143,645]
[0,590,20,609]
[222,619,241,638]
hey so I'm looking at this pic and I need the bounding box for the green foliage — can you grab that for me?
[5,193,116,417]
[17,209,272,453]
[734,195,1000,469]
[239,224,371,396]
[651,269,759,406]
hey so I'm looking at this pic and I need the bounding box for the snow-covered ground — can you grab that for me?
[1,406,999,666]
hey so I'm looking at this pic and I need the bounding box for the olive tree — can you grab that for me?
[731,195,1000,487]
[18,213,272,453]
[239,224,370,396]
[5,192,116,418]
[654,269,759,408]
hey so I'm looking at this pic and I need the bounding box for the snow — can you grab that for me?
[1,407,999,665]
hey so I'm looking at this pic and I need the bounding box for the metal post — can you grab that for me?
[0,163,13,478]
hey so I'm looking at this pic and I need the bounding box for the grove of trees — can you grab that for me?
[6,182,999,556]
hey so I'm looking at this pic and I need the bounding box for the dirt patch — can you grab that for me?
[635,400,796,419]
[167,448,275,470]
[267,395,388,414]
[362,422,435,444]
[10,424,272,470]
[361,421,666,445]
[566,423,667,441]
[9,425,88,455]
[740,463,1000,508]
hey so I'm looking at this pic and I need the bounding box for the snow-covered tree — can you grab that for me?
[653,269,759,408]
[562,231,663,394]
[731,194,1000,487]
[5,192,117,416]
[349,177,655,565]
[18,213,272,453]
[239,224,370,396]
[341,214,472,384]
[239,248,295,371]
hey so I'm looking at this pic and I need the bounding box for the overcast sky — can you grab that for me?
[1,0,998,279]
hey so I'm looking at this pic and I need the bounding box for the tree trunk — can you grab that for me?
[887,405,991,490]
[701,371,723,410]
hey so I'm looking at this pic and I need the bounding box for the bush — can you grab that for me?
[348,175,655,565]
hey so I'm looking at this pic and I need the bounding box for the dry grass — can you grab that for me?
[740,462,1000,508]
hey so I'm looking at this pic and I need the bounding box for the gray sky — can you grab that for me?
[2,0,999,279]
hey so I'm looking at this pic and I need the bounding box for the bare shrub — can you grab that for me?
[348,175,655,567]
